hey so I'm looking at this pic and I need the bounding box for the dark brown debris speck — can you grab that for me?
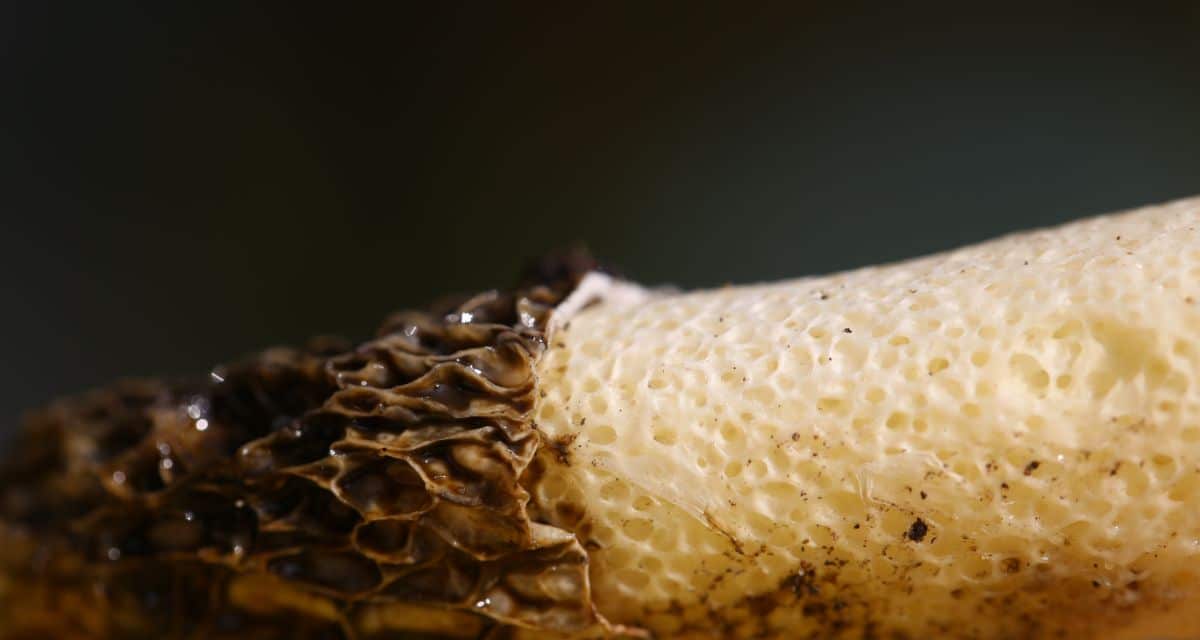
[905,518,928,542]
[1023,460,1040,476]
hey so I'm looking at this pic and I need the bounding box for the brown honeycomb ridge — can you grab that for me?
[0,252,628,640]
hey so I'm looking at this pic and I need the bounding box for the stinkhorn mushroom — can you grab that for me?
[3,196,1200,639]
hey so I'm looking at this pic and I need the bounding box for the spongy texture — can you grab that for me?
[533,196,1200,638]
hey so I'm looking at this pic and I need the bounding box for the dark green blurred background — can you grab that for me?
[3,3,1200,437]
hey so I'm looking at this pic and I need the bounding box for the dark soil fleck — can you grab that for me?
[905,518,928,542]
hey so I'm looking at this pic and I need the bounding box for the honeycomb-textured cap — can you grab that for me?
[0,254,619,639]
[533,195,1200,638]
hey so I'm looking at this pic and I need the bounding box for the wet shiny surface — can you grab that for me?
[0,253,609,638]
